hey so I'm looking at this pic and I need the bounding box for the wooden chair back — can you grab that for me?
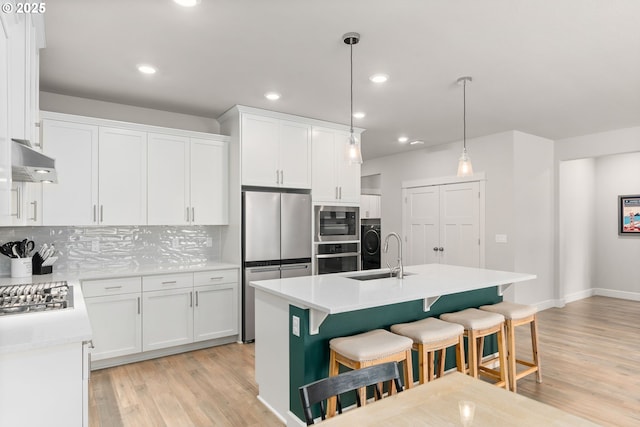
[298,361,404,425]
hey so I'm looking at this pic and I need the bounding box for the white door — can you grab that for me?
[241,114,279,187]
[404,181,481,267]
[193,283,238,342]
[85,293,142,361]
[42,120,99,226]
[404,186,440,265]
[311,127,338,202]
[142,288,194,351]
[147,133,189,225]
[98,127,147,225]
[439,182,480,267]
[279,120,311,189]
[191,138,228,225]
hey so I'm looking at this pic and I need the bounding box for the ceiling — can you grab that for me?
[40,0,640,160]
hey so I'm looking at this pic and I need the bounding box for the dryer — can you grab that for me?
[361,221,381,270]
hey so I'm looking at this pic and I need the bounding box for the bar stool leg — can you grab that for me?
[327,350,339,416]
[507,319,517,391]
[427,350,435,382]
[403,349,414,389]
[417,344,426,384]
[468,330,478,378]
[456,335,466,373]
[437,349,446,378]
[531,314,542,383]
[497,323,508,389]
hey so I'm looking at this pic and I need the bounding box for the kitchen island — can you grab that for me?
[251,263,536,426]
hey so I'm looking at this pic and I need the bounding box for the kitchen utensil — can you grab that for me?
[22,240,35,257]
[12,245,21,258]
[0,243,15,258]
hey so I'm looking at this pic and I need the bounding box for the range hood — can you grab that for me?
[11,139,58,183]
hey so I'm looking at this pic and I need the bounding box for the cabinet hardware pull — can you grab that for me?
[276,170,279,184]
[30,200,37,222]
[210,276,224,280]
[137,297,141,314]
[161,281,177,285]
[339,187,342,199]
[280,170,283,184]
[192,207,195,222]
[93,205,97,223]
[186,207,190,222]
[335,186,338,200]
[100,205,104,223]
[190,291,193,307]
[16,186,21,219]
[438,247,444,252]
[195,291,199,307]
[104,286,122,290]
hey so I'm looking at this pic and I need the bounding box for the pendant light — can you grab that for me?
[456,76,474,177]
[343,32,363,165]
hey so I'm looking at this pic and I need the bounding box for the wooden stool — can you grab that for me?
[328,329,414,416]
[480,302,542,392]
[440,308,508,389]
[391,317,465,384]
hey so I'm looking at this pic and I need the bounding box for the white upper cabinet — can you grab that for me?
[361,194,381,219]
[98,127,147,225]
[190,138,228,225]
[42,120,99,226]
[312,127,361,204]
[147,133,190,225]
[241,113,311,188]
[40,113,229,226]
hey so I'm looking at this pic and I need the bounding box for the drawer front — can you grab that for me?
[82,276,141,297]
[143,273,193,292]
[194,269,238,286]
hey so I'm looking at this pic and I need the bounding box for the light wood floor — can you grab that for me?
[89,296,640,426]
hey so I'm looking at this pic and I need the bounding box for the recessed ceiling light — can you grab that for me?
[369,74,389,83]
[173,0,201,7]
[398,136,408,143]
[137,64,157,75]
[265,92,281,101]
[409,140,425,145]
[353,112,366,119]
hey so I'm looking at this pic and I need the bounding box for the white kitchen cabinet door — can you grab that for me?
[193,282,238,341]
[142,288,194,351]
[0,18,10,225]
[11,181,41,226]
[8,15,26,141]
[361,194,381,219]
[311,127,339,201]
[98,127,147,225]
[191,138,228,225]
[42,120,99,226]
[279,120,311,189]
[84,293,142,361]
[147,133,190,225]
[335,131,361,203]
[241,114,280,187]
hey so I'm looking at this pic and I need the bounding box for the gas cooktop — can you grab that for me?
[0,281,73,316]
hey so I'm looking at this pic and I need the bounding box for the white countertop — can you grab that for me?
[0,281,92,354]
[251,264,536,315]
[0,261,239,285]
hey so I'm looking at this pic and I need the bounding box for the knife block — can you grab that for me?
[32,252,53,275]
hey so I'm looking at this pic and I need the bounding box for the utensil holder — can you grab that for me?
[11,257,33,278]
[32,253,53,275]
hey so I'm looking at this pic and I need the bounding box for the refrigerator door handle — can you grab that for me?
[247,266,281,273]
[315,252,360,259]
[280,264,309,271]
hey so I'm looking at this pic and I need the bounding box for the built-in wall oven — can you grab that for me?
[314,205,360,242]
[314,242,360,275]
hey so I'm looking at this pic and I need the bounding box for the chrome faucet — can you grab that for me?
[383,232,404,279]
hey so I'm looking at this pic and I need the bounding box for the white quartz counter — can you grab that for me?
[0,281,92,354]
[251,263,536,315]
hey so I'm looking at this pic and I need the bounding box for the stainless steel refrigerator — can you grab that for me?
[242,190,312,342]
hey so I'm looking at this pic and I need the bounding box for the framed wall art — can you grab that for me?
[619,195,640,235]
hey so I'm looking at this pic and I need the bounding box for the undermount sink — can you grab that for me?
[347,271,415,281]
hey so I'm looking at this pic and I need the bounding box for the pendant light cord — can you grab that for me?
[463,79,466,151]
[350,41,354,135]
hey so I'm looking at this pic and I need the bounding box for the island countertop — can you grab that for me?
[250,263,536,315]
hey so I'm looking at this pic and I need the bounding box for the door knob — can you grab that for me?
[438,247,444,252]
[433,247,439,252]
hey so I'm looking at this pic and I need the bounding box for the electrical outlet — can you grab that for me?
[292,315,300,337]
[91,240,100,252]
[495,234,508,243]
[206,237,213,247]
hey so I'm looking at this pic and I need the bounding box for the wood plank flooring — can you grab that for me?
[89,296,640,426]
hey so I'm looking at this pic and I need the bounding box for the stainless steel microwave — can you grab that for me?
[314,205,360,242]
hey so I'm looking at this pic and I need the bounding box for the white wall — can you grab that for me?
[594,152,640,298]
[40,91,220,133]
[559,158,596,302]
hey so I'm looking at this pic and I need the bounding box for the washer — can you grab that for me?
[361,222,381,270]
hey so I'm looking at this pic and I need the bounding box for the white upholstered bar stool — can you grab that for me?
[327,329,414,416]
[391,318,465,384]
[440,308,508,389]
[480,302,542,392]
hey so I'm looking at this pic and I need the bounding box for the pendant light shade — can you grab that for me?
[343,32,362,165]
[456,76,473,177]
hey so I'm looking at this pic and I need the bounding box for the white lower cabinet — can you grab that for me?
[82,277,142,361]
[83,269,239,366]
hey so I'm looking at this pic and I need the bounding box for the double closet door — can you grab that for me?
[403,181,481,267]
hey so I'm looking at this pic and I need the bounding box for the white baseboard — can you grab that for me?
[534,299,562,311]
[593,288,640,301]
[564,288,595,304]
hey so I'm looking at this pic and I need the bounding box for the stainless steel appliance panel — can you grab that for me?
[361,223,381,270]
[281,193,312,260]
[280,262,312,279]
[243,265,281,342]
[314,205,360,242]
[314,242,360,274]
[244,191,281,262]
